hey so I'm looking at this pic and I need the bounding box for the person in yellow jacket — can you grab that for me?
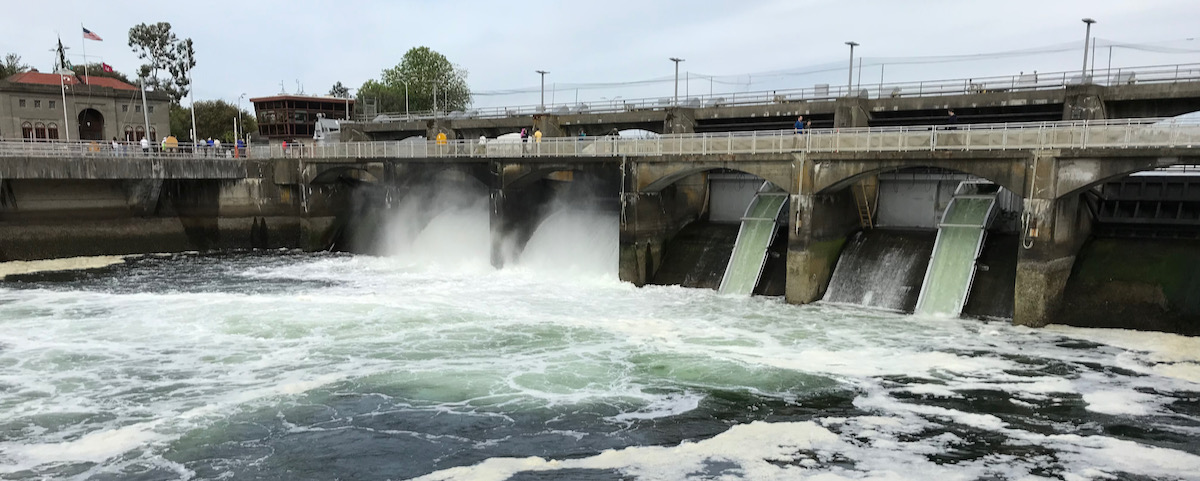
[435,132,447,145]
[533,129,542,142]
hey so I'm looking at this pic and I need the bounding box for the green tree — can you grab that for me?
[357,46,471,114]
[170,100,255,143]
[328,81,350,98]
[1,53,29,79]
[128,22,195,104]
[70,63,133,85]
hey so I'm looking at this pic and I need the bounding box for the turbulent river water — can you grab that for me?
[2,209,1199,480]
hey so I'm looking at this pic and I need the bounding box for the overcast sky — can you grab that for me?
[3,0,1200,109]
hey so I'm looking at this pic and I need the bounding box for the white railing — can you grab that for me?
[250,118,1200,160]
[360,63,1200,123]
[0,140,246,159]
[5,118,1200,162]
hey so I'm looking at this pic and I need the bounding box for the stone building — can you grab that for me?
[0,70,171,142]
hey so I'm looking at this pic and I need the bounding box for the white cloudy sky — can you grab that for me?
[3,0,1199,109]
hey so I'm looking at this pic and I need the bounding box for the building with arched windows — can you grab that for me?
[0,70,170,142]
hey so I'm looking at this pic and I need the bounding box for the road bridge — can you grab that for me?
[3,119,1199,328]
[345,63,1200,140]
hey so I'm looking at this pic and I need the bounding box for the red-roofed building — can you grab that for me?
[1,69,170,142]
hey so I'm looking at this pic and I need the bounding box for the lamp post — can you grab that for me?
[536,70,549,111]
[55,68,71,141]
[669,57,684,106]
[237,93,246,141]
[845,41,859,95]
[399,78,410,118]
[1081,18,1096,83]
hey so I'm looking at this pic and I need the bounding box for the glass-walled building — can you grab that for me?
[250,95,354,142]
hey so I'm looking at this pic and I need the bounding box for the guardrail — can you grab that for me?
[0,140,245,159]
[251,118,1200,159]
[4,118,1200,162]
[359,63,1200,123]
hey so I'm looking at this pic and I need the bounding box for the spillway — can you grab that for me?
[914,182,998,316]
[718,184,787,295]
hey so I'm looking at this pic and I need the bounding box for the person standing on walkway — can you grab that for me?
[947,110,959,130]
[140,136,149,155]
[111,137,119,156]
[794,116,807,134]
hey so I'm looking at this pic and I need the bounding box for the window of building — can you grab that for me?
[148,106,154,114]
[124,125,135,141]
[135,126,145,141]
[49,100,55,109]
[149,127,157,141]
[135,105,142,113]
[122,105,128,112]
[19,99,26,108]
[21,122,32,140]
[34,100,41,108]
[34,122,46,139]
[47,123,59,140]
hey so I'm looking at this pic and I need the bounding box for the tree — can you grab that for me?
[328,81,350,98]
[357,46,471,114]
[170,100,255,143]
[0,53,29,79]
[70,63,133,85]
[128,22,196,104]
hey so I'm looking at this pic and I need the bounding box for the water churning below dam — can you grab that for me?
[1,203,1199,480]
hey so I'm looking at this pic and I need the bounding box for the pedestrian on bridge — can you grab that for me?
[140,136,149,155]
[794,116,809,134]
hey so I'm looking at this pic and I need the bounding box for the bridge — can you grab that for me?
[2,118,1199,329]
[345,63,1200,141]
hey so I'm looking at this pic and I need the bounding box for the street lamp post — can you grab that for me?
[237,93,246,141]
[536,70,549,111]
[400,78,410,118]
[1081,18,1096,83]
[669,57,684,106]
[845,41,859,95]
[56,68,71,141]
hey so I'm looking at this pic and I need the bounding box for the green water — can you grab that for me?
[719,193,787,295]
[915,197,994,315]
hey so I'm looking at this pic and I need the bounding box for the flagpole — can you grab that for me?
[80,23,88,81]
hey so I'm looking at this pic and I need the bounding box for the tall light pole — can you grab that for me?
[669,57,684,106]
[237,93,246,141]
[1081,18,1096,82]
[399,78,410,118]
[56,68,71,141]
[845,41,859,95]
[536,70,549,111]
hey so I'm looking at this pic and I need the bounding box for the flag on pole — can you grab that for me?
[82,27,102,41]
[101,63,114,73]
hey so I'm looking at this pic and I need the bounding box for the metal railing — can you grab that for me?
[0,140,247,159]
[359,63,1200,123]
[250,117,1200,159]
[4,118,1200,162]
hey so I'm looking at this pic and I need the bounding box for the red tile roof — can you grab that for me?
[4,71,138,91]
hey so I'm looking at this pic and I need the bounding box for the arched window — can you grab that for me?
[135,126,145,141]
[21,122,33,141]
[47,123,59,140]
[125,126,135,141]
[149,127,157,142]
[34,122,46,140]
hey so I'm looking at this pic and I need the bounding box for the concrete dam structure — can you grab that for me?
[2,116,1200,333]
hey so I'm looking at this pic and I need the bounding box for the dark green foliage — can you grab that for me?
[357,46,471,114]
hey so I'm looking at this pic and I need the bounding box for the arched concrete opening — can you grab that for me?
[626,165,790,295]
[77,108,104,141]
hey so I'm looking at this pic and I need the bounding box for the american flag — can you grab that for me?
[82,27,102,41]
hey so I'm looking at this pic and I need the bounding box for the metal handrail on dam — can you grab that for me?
[363,62,1200,122]
[3,118,1200,161]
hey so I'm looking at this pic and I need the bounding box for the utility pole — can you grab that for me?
[669,57,684,106]
[536,70,549,111]
[845,41,859,95]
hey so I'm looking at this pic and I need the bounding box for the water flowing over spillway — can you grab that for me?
[824,230,935,312]
[718,189,787,295]
[915,193,997,316]
[2,215,1200,479]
